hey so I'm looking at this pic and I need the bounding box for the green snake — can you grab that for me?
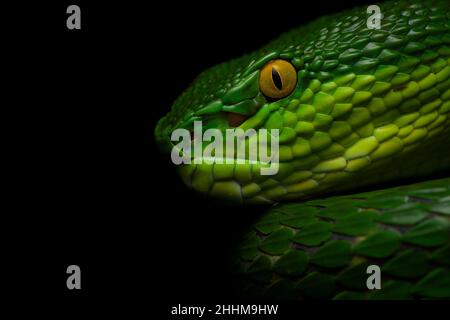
[156,0,450,299]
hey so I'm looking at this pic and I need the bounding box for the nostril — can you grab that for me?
[226,112,248,127]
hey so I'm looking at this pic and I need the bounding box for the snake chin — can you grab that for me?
[176,159,281,205]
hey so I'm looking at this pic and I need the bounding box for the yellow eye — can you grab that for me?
[259,59,297,99]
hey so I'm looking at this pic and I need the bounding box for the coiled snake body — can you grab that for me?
[156,0,450,299]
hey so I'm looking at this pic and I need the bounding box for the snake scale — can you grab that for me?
[156,0,450,299]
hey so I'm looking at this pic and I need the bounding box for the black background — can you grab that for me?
[8,0,445,316]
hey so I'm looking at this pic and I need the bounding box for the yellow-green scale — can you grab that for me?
[247,55,450,204]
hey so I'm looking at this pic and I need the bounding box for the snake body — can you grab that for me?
[156,0,450,299]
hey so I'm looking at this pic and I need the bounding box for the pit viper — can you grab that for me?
[155,0,450,299]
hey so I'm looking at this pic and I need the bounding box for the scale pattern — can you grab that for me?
[233,178,450,299]
[156,0,450,204]
[154,0,450,299]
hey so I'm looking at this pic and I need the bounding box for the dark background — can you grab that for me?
[11,0,438,315]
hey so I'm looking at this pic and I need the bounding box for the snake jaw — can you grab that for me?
[177,160,279,205]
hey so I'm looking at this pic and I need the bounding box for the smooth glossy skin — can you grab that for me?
[155,0,450,204]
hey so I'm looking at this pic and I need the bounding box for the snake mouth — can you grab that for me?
[155,118,267,204]
[157,115,285,204]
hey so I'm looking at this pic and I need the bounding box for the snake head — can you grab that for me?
[155,50,308,204]
[156,0,450,204]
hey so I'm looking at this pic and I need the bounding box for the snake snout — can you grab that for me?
[155,116,174,153]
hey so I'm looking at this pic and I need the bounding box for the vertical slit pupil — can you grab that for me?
[271,67,283,90]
